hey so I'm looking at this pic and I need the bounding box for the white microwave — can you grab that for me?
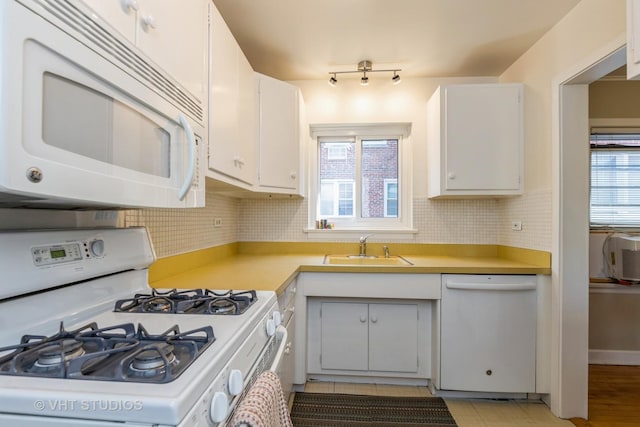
[0,0,205,208]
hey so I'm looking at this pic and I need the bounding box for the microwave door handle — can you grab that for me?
[177,114,195,201]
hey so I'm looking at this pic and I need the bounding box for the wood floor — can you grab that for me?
[570,365,640,427]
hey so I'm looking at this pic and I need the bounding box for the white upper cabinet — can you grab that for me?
[255,73,305,196]
[628,0,640,79]
[208,3,256,187]
[81,0,208,107]
[427,83,523,198]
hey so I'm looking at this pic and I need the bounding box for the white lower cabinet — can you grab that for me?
[439,274,537,393]
[307,298,429,378]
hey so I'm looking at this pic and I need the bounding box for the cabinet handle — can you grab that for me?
[445,281,536,291]
[290,171,297,180]
[142,15,156,30]
[123,0,139,11]
[370,316,378,323]
[486,369,492,376]
[448,172,456,180]
[359,315,367,323]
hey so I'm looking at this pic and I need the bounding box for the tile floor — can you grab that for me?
[302,382,574,427]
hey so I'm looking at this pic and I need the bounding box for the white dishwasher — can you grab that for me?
[440,274,537,393]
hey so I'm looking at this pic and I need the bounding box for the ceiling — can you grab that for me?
[211,0,582,81]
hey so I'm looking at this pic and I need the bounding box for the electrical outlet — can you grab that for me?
[511,221,523,231]
[214,218,222,228]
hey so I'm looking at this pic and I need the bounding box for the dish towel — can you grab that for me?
[229,370,293,427]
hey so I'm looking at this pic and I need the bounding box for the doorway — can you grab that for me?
[553,40,626,419]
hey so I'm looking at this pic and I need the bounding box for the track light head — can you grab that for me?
[392,72,401,85]
[328,74,337,87]
[360,75,369,86]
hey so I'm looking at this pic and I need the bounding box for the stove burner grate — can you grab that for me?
[0,322,215,383]
[114,289,258,315]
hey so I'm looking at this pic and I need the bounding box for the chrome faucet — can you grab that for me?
[383,245,390,258]
[359,235,373,256]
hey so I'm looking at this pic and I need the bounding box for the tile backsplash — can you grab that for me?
[129,186,552,258]
[123,188,239,258]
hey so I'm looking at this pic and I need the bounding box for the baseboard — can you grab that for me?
[589,349,640,365]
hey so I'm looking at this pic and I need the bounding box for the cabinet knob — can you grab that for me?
[359,315,367,323]
[290,171,297,180]
[371,316,378,323]
[486,369,492,376]
[123,0,139,11]
[142,15,156,30]
[448,172,456,180]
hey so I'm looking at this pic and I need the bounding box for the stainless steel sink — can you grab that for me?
[323,254,413,266]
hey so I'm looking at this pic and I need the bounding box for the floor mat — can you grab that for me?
[290,392,458,426]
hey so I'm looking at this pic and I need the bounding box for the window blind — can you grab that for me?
[590,132,640,227]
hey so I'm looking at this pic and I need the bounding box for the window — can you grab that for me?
[590,130,640,228]
[327,144,348,160]
[309,123,412,234]
[384,179,398,217]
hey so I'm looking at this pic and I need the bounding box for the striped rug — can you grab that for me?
[290,392,458,426]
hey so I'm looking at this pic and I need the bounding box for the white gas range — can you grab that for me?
[0,227,284,426]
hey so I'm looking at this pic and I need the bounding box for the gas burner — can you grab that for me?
[114,289,258,315]
[34,339,85,368]
[208,299,237,314]
[129,343,178,377]
[142,297,174,313]
[0,322,215,383]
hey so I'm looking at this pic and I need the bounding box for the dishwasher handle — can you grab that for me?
[445,281,536,291]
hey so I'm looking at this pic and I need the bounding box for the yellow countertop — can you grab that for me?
[149,242,551,296]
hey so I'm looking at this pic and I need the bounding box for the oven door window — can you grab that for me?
[42,73,170,178]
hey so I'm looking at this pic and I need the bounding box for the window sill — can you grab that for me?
[304,228,418,241]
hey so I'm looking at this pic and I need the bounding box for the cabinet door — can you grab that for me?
[234,51,257,185]
[320,302,368,371]
[369,303,418,372]
[136,0,208,102]
[257,74,299,190]
[81,0,136,43]
[209,5,240,179]
[628,0,640,80]
[444,84,521,191]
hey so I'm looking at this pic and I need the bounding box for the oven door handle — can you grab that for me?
[269,325,288,372]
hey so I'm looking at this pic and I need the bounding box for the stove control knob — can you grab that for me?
[89,239,105,257]
[228,369,243,396]
[265,318,276,337]
[210,391,228,423]
[272,310,282,327]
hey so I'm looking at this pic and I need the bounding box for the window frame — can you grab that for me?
[589,119,640,231]
[308,123,414,238]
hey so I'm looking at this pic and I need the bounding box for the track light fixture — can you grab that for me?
[328,60,401,87]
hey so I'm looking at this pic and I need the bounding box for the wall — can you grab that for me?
[124,186,240,258]
[497,0,626,417]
